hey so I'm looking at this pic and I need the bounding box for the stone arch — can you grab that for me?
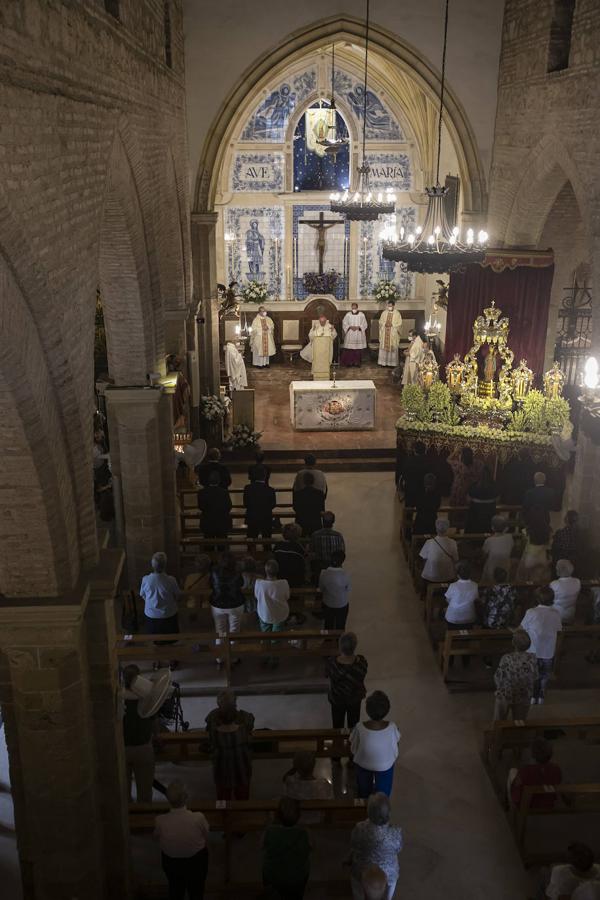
[500,135,589,248]
[155,148,190,310]
[194,15,486,216]
[99,132,164,384]
[0,250,80,596]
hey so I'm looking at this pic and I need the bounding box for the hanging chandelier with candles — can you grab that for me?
[329,0,396,221]
[316,43,350,161]
[382,0,489,273]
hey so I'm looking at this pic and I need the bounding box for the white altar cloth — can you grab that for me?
[290,380,376,431]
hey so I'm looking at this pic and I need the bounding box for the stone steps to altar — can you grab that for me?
[226,447,396,473]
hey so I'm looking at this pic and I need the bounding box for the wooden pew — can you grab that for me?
[130,798,367,885]
[408,530,526,582]
[180,536,310,560]
[439,623,600,688]
[514,783,600,863]
[401,504,521,557]
[481,717,600,791]
[155,728,351,763]
[117,628,342,690]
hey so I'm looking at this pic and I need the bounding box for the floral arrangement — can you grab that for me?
[396,416,554,449]
[374,279,400,303]
[199,395,227,421]
[224,424,263,450]
[303,270,339,295]
[426,382,453,422]
[241,280,268,303]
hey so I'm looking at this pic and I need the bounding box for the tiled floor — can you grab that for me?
[247,359,400,450]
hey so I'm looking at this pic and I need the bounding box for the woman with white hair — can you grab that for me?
[550,558,581,624]
[348,793,403,900]
[493,629,537,720]
[139,552,181,638]
[154,779,210,899]
[418,519,458,595]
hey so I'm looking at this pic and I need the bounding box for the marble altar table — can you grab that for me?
[290,380,376,431]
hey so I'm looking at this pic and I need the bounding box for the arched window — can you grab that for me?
[293,101,350,192]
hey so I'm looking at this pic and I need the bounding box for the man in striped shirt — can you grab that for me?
[310,511,345,583]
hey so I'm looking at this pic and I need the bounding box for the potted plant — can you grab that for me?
[199,394,228,444]
[223,424,263,457]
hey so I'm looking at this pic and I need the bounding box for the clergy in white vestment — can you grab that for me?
[249,305,276,366]
[377,300,403,366]
[224,342,248,390]
[340,303,367,367]
[402,330,425,385]
[300,315,337,380]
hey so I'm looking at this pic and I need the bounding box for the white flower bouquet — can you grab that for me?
[224,424,263,449]
[200,395,227,421]
[374,279,400,303]
[241,281,269,303]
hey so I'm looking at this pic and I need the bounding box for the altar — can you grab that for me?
[290,380,376,431]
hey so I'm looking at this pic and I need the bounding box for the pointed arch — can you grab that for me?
[194,15,486,216]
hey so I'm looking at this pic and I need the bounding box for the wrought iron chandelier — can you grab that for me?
[317,43,350,160]
[382,0,489,272]
[329,0,396,221]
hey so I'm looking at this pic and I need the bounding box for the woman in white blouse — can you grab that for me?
[350,691,400,799]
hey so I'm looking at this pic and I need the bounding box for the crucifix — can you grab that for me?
[299,211,340,274]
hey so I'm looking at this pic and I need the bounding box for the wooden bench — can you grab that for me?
[514,783,600,863]
[155,727,351,763]
[117,628,342,689]
[180,585,321,615]
[438,623,600,687]
[401,504,521,557]
[408,530,526,583]
[180,536,310,561]
[130,798,366,886]
[481,717,600,792]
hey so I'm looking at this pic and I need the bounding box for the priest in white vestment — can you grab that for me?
[402,330,425,385]
[300,315,337,380]
[378,300,403,366]
[340,303,368,367]
[224,342,248,390]
[249,305,276,367]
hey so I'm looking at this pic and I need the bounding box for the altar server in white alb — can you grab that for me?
[341,303,368,367]
[378,300,403,366]
[402,329,425,385]
[300,314,337,380]
[224,342,248,391]
[249,305,276,367]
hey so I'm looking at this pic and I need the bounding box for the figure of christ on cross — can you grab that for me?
[299,210,340,274]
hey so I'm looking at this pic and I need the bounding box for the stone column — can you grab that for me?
[191,212,220,394]
[106,385,179,585]
[0,548,130,900]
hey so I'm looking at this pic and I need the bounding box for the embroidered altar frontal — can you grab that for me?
[290,381,376,431]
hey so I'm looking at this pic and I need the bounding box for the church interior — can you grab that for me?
[2,0,600,898]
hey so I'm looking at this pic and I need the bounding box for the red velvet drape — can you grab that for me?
[445,263,555,378]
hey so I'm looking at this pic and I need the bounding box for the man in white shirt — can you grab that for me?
[292,453,328,496]
[546,842,600,899]
[254,558,290,632]
[419,519,458,588]
[319,549,351,631]
[520,586,562,704]
[550,558,581,624]
[154,780,209,897]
